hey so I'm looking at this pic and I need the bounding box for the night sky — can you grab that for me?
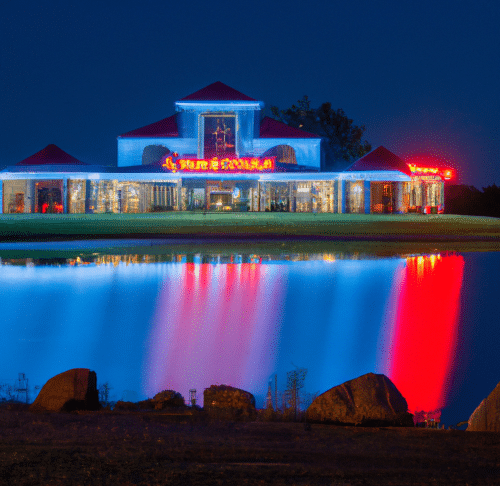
[1,1,498,188]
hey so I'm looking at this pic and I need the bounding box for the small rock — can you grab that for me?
[114,400,139,411]
[204,385,256,421]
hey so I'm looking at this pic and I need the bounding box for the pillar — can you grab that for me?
[364,181,371,214]
[339,180,346,214]
[394,182,404,213]
[63,178,68,214]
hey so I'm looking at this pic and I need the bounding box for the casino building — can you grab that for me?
[0,82,453,215]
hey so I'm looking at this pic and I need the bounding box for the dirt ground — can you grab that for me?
[1,406,499,485]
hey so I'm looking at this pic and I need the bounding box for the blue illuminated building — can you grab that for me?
[1,82,452,214]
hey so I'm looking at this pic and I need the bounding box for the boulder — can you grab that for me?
[306,372,413,426]
[113,400,139,411]
[153,390,185,409]
[29,368,100,413]
[137,399,155,410]
[204,385,256,421]
[467,381,500,432]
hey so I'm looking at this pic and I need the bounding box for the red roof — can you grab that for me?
[259,117,320,139]
[119,114,179,138]
[16,144,88,166]
[346,146,412,176]
[179,81,256,101]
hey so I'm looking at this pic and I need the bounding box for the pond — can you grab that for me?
[0,240,499,426]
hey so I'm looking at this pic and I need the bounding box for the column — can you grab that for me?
[394,182,404,213]
[339,180,346,214]
[63,178,68,214]
[364,180,371,214]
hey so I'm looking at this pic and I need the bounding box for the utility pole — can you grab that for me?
[15,373,29,403]
[286,367,307,421]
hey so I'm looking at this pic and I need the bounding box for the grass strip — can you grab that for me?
[0,212,499,242]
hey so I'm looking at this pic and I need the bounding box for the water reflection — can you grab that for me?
[0,248,475,423]
[384,255,465,414]
[146,263,284,403]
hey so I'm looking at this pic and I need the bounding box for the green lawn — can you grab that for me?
[0,212,499,242]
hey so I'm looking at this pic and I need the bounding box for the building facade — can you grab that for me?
[1,82,452,215]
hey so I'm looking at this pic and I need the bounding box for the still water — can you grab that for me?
[0,242,499,426]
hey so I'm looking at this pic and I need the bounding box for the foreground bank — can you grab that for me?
[1,406,499,485]
[0,213,500,243]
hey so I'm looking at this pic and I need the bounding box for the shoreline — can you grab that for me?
[0,236,499,259]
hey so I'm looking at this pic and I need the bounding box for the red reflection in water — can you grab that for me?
[145,263,281,402]
[388,254,464,413]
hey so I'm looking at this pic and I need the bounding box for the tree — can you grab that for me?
[271,96,372,171]
[285,367,307,421]
[98,382,113,406]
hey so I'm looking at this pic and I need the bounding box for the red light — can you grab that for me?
[162,156,276,173]
[407,162,454,181]
[387,255,464,413]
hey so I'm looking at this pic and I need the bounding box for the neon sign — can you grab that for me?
[162,156,275,173]
[407,164,454,180]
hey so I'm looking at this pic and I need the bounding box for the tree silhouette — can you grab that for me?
[271,96,371,171]
[285,367,307,421]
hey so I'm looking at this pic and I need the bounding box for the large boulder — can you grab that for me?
[306,372,413,426]
[467,381,500,431]
[29,368,100,413]
[204,385,256,421]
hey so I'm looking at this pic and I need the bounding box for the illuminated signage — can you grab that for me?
[162,156,275,173]
[407,164,454,180]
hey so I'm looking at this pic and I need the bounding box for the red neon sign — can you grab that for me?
[162,156,275,173]
[407,164,454,180]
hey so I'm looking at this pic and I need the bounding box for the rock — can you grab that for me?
[29,368,100,413]
[467,381,500,432]
[137,399,155,410]
[113,400,139,411]
[153,390,185,409]
[204,385,256,421]
[306,372,413,426]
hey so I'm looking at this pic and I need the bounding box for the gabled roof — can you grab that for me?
[179,81,256,101]
[16,144,88,166]
[346,146,412,176]
[119,114,179,138]
[259,117,321,139]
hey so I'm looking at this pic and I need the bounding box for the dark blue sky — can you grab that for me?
[1,0,498,188]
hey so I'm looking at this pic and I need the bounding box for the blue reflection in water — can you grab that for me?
[273,259,404,397]
[0,251,498,426]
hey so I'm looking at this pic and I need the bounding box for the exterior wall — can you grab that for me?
[118,135,322,169]
[3,171,449,216]
[253,138,321,170]
[119,100,320,168]
[117,138,196,167]
[175,102,260,158]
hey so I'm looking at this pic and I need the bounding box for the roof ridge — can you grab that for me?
[179,81,257,101]
[16,144,88,166]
